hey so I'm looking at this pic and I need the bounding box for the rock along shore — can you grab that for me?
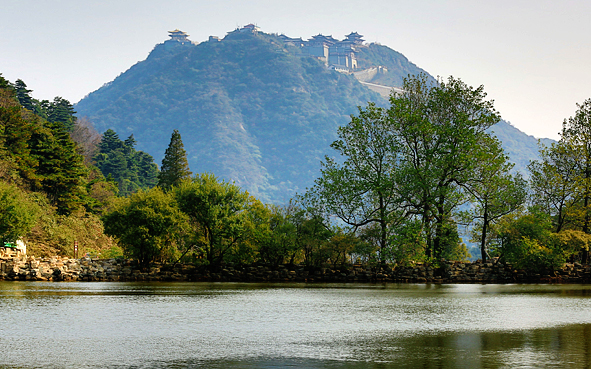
[1,255,590,283]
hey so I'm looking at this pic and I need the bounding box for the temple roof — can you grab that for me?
[169,29,189,36]
[309,34,337,44]
[345,32,364,43]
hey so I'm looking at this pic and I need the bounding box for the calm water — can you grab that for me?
[1,282,591,368]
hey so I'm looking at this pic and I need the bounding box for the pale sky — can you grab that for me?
[2,0,590,140]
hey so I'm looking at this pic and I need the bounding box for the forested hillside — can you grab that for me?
[76,29,549,203]
[75,31,400,202]
[0,75,163,257]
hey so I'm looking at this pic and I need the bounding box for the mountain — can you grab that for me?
[488,120,554,176]
[76,28,549,203]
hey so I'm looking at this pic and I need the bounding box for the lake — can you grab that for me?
[1,282,590,368]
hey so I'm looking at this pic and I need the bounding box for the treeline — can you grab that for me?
[306,74,591,273]
[0,75,134,257]
[2,72,590,274]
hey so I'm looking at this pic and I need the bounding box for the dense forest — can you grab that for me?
[3,69,589,274]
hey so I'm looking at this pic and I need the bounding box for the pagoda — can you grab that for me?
[344,32,365,45]
[168,29,190,43]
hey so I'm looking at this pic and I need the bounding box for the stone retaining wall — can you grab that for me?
[1,255,590,283]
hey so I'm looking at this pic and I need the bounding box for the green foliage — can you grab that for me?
[325,230,359,268]
[309,74,508,264]
[13,79,35,111]
[528,98,591,262]
[30,120,88,214]
[158,129,192,190]
[174,173,250,267]
[256,205,299,266]
[390,74,501,260]
[464,135,527,261]
[0,74,11,90]
[46,97,77,131]
[387,220,428,265]
[295,211,333,267]
[75,31,383,203]
[103,187,188,265]
[492,213,570,272]
[0,82,90,215]
[308,102,403,263]
[0,105,39,185]
[94,129,159,197]
[0,182,40,243]
[24,193,116,258]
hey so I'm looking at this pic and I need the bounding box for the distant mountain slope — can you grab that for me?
[355,43,436,87]
[76,29,550,202]
[488,120,554,175]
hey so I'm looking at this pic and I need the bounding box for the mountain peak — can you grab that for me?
[75,28,543,202]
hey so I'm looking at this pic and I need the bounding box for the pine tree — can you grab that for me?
[0,73,10,90]
[158,129,192,190]
[94,129,159,196]
[13,79,35,111]
[46,96,77,131]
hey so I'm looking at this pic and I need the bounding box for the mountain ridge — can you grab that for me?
[75,28,551,202]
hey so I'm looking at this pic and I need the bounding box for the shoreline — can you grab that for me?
[1,255,590,284]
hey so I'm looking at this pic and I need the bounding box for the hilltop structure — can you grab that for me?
[279,31,366,72]
[234,25,367,72]
[162,29,194,50]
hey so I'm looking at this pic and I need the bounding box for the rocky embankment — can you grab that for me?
[1,255,591,283]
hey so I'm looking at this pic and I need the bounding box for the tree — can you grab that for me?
[12,79,35,111]
[529,99,591,262]
[491,212,571,272]
[94,129,159,196]
[388,74,501,260]
[70,117,101,166]
[529,142,580,232]
[257,204,298,266]
[46,97,77,132]
[0,74,10,90]
[0,182,40,244]
[562,100,591,238]
[158,129,192,190]
[307,103,403,264]
[29,120,88,214]
[103,187,188,265]
[0,105,39,185]
[174,173,249,267]
[464,136,527,261]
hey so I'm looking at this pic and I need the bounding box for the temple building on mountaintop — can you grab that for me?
[168,29,190,42]
[280,31,366,72]
[165,26,366,73]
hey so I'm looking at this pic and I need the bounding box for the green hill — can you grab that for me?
[76,29,550,203]
[77,31,393,202]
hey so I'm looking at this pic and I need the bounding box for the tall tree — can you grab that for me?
[529,141,580,232]
[158,129,192,190]
[562,99,591,239]
[388,74,501,260]
[464,136,527,261]
[529,99,591,263]
[30,121,88,214]
[307,103,403,263]
[0,73,10,90]
[12,79,35,111]
[46,96,77,132]
[174,173,248,267]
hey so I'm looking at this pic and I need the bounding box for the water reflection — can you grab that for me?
[1,282,591,368]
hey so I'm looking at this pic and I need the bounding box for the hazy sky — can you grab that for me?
[1,0,590,140]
